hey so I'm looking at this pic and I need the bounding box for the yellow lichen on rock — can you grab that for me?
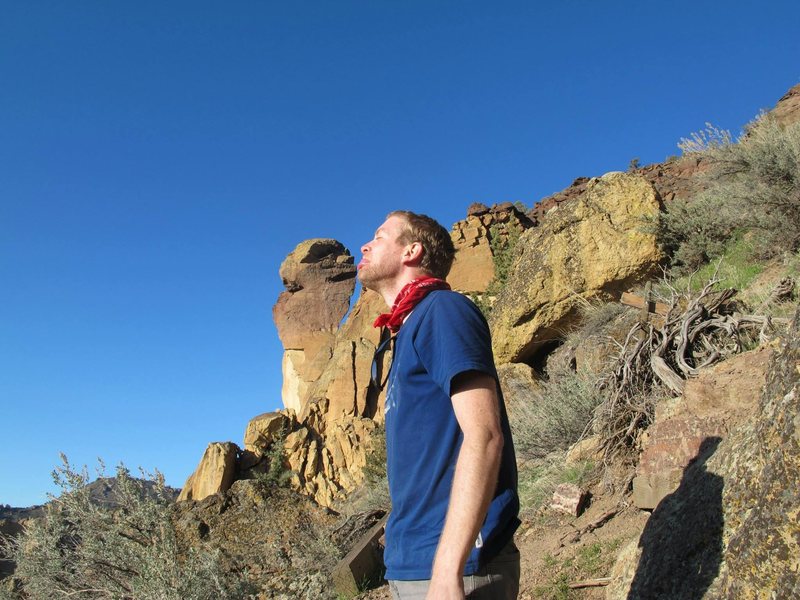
[490,172,662,364]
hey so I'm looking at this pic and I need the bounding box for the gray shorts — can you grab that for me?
[388,540,520,600]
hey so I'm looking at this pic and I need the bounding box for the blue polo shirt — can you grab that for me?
[383,290,519,581]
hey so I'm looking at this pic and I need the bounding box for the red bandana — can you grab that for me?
[373,277,451,333]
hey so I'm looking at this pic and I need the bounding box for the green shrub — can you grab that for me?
[488,223,521,287]
[254,425,292,491]
[662,116,800,271]
[472,223,522,317]
[510,369,606,462]
[4,455,251,600]
[662,235,765,295]
[656,192,741,271]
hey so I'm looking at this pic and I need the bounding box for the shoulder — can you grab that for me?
[414,290,488,330]
[423,289,481,312]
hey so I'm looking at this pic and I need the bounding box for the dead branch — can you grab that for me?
[594,278,784,467]
[568,577,612,589]
[563,508,620,544]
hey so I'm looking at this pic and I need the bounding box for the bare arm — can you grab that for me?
[427,371,504,600]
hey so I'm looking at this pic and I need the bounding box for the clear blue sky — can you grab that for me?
[2,1,799,507]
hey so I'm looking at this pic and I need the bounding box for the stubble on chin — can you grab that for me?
[357,268,376,291]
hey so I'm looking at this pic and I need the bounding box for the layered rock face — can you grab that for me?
[448,202,533,293]
[490,171,663,365]
[273,239,356,413]
[301,289,386,424]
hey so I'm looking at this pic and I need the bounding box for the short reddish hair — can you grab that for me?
[389,210,455,279]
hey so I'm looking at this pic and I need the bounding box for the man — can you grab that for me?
[358,211,520,600]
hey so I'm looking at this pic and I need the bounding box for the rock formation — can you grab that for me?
[631,347,772,509]
[448,202,533,293]
[273,239,356,413]
[528,177,590,225]
[772,82,800,127]
[490,171,663,365]
[713,307,800,597]
[177,442,238,502]
[612,309,800,598]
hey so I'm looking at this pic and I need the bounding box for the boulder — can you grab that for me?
[550,483,588,517]
[178,442,239,502]
[713,312,800,597]
[490,172,663,365]
[244,411,293,454]
[632,348,771,509]
[614,325,797,598]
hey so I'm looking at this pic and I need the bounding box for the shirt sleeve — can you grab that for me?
[412,292,497,396]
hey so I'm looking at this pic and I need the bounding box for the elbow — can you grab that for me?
[465,426,504,458]
[488,429,504,461]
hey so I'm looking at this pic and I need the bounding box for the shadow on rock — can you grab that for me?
[628,436,723,599]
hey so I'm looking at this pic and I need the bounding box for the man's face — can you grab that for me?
[357,215,408,292]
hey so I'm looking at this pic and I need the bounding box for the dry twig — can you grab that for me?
[593,276,779,470]
[568,577,612,589]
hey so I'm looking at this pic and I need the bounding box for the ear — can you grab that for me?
[402,241,424,267]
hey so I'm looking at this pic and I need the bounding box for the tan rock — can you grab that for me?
[682,347,771,420]
[284,427,309,453]
[305,290,386,424]
[490,172,663,364]
[243,411,292,455]
[313,472,339,508]
[448,204,532,293]
[304,439,319,482]
[565,436,602,465]
[272,239,356,410]
[280,350,309,413]
[178,442,239,502]
[449,215,496,293]
[772,82,800,127]
[286,447,306,475]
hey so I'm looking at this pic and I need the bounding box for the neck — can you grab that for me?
[379,271,422,307]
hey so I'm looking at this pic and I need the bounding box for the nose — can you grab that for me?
[361,241,371,254]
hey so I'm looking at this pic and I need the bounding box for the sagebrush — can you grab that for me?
[661,115,800,270]
[3,455,251,600]
[510,368,606,462]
